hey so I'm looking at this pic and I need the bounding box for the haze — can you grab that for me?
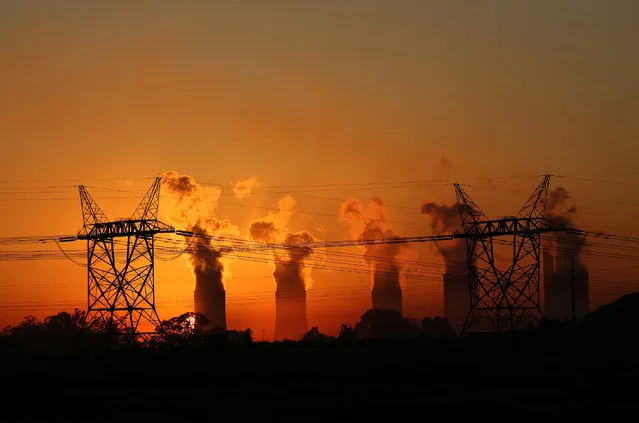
[1,1,638,338]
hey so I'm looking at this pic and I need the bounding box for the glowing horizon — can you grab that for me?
[1,2,638,338]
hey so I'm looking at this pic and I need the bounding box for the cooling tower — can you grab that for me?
[543,248,590,321]
[194,276,227,331]
[443,270,469,334]
[275,288,308,340]
[372,266,403,315]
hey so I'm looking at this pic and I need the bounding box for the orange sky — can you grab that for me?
[1,2,638,338]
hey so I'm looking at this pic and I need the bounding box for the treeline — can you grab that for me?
[3,292,639,356]
[0,308,457,354]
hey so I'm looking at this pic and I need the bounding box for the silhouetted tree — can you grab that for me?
[228,328,253,344]
[3,315,42,337]
[337,323,356,341]
[302,326,332,342]
[79,313,127,336]
[420,316,456,339]
[43,309,85,338]
[157,312,210,345]
[1,315,45,353]
[2,311,94,353]
[354,309,420,339]
[4,315,42,336]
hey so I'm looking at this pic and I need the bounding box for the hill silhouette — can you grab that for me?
[580,292,639,342]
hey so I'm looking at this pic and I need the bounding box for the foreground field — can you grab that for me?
[3,332,638,421]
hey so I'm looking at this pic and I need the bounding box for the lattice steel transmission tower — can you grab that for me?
[77,177,174,339]
[454,175,564,334]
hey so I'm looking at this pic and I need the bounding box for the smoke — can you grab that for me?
[273,232,315,292]
[249,221,278,244]
[161,170,240,289]
[420,202,466,272]
[248,196,316,290]
[420,202,459,233]
[546,187,587,271]
[439,157,453,170]
[188,223,227,291]
[420,187,587,273]
[339,197,412,289]
[547,186,571,212]
[234,176,262,199]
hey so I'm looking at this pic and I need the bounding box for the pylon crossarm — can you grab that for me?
[131,177,162,221]
[78,220,175,240]
[79,186,109,233]
[454,217,565,240]
[453,184,486,234]
[518,174,551,219]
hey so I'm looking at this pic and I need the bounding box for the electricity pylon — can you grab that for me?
[454,175,563,334]
[77,177,174,340]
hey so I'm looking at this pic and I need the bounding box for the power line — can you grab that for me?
[0,176,155,184]
[2,275,636,314]
[3,224,639,265]
[468,183,639,208]
[554,174,639,190]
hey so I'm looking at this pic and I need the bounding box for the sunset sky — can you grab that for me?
[1,1,638,338]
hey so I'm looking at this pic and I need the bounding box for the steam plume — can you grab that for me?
[273,232,315,292]
[248,196,316,340]
[547,186,570,212]
[234,176,262,199]
[420,202,466,271]
[161,170,239,330]
[340,197,410,279]
[249,223,315,292]
[248,195,316,290]
[546,187,586,270]
[340,197,410,313]
[439,157,453,170]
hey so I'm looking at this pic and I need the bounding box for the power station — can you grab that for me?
[273,243,311,341]
[50,174,595,340]
[194,269,228,332]
[371,264,403,314]
[275,288,308,340]
[543,247,590,322]
[443,268,470,334]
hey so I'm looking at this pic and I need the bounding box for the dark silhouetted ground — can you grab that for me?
[3,296,639,421]
[2,332,639,421]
